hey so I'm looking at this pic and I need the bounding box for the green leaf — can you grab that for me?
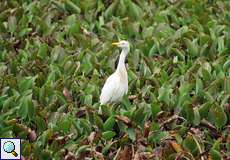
[35,17,51,36]
[2,96,14,111]
[51,46,65,63]
[126,128,135,141]
[127,0,143,20]
[171,48,185,60]
[210,149,222,160]
[224,78,230,94]
[8,16,17,33]
[148,45,158,56]
[193,107,200,125]
[151,103,161,120]
[199,102,212,119]
[100,105,112,117]
[76,145,91,156]
[204,91,215,103]
[217,36,227,54]
[64,0,81,14]
[149,131,169,144]
[93,113,104,130]
[103,116,115,131]
[66,14,77,26]
[132,107,145,126]
[0,21,6,33]
[18,94,32,119]
[223,59,230,72]
[66,14,80,35]
[185,105,194,123]
[81,53,93,75]
[121,95,132,110]
[213,105,227,129]
[36,116,46,133]
[102,142,114,154]
[173,26,189,40]
[38,43,48,59]
[28,100,35,120]
[58,116,72,133]
[142,26,154,39]
[183,135,198,155]
[18,76,36,93]
[201,68,211,81]
[51,1,65,11]
[184,38,198,57]
[212,140,220,151]
[18,28,32,37]
[104,2,117,19]
[79,119,92,134]
[177,93,191,108]
[102,131,116,140]
[179,83,192,95]
[158,86,172,105]
[84,95,92,106]
[196,77,203,96]
[117,0,127,16]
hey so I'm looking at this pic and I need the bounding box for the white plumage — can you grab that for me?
[100,40,130,105]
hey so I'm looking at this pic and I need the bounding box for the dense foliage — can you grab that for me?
[0,0,230,159]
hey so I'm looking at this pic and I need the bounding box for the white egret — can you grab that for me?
[100,40,130,105]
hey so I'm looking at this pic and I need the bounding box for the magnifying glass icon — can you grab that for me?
[3,141,18,157]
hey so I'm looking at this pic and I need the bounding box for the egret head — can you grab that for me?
[112,40,130,52]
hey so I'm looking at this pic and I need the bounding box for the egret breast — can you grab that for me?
[110,67,128,102]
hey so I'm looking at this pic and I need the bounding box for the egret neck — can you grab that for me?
[116,47,129,83]
[117,48,129,71]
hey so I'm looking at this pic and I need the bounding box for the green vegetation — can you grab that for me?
[0,0,230,159]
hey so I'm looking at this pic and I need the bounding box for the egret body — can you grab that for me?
[100,40,130,105]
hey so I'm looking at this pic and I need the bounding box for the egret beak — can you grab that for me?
[112,42,120,46]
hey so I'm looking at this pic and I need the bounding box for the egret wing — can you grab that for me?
[100,73,119,104]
